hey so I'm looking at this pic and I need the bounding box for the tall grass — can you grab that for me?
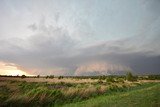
[62,83,160,107]
[0,76,159,107]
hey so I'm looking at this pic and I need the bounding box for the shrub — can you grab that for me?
[106,77,115,83]
[45,75,54,79]
[49,75,54,79]
[98,75,106,80]
[117,78,124,83]
[21,75,26,79]
[148,75,160,80]
[46,76,49,79]
[108,85,118,91]
[126,72,137,81]
[37,75,40,78]
[97,80,103,84]
[58,76,63,79]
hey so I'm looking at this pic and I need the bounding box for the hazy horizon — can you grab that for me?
[0,0,160,76]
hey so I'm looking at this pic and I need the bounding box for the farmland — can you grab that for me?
[0,75,160,107]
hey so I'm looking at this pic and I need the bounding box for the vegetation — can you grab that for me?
[46,75,55,79]
[106,76,115,83]
[37,75,40,78]
[99,75,106,80]
[147,75,160,80]
[63,83,160,107]
[21,75,26,79]
[58,76,64,79]
[0,75,159,107]
[126,71,137,81]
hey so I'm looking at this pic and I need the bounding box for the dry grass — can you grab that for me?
[0,77,98,83]
[0,76,160,106]
[139,80,160,83]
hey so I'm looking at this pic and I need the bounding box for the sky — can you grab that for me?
[0,0,160,76]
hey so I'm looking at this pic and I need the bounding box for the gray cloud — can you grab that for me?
[0,16,160,75]
[0,0,160,76]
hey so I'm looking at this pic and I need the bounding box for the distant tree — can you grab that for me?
[58,76,63,79]
[46,75,49,79]
[21,75,26,79]
[49,75,54,79]
[148,75,160,80]
[45,75,54,79]
[126,72,134,81]
[37,75,40,78]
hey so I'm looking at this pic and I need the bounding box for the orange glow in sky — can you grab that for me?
[0,62,29,76]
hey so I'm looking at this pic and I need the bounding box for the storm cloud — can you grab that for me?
[0,0,160,75]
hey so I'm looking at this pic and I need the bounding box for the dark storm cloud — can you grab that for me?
[0,32,160,75]
[0,0,160,75]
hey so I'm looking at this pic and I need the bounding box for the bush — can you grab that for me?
[106,77,115,83]
[147,75,160,80]
[126,72,133,81]
[108,85,119,91]
[97,80,103,84]
[117,78,124,83]
[37,75,40,78]
[58,76,63,79]
[49,75,54,79]
[46,75,54,79]
[21,75,26,79]
[99,75,106,80]
[126,72,137,81]
[46,76,49,79]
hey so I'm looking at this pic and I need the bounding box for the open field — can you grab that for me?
[0,77,98,84]
[0,76,160,107]
[1,0,160,107]
[63,83,160,107]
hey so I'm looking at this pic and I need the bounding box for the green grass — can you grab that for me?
[62,83,160,107]
[0,79,159,107]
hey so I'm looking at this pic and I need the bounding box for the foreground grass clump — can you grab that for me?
[0,85,10,102]
[9,88,62,106]
[1,81,64,106]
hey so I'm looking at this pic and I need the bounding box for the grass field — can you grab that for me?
[63,83,160,107]
[0,76,159,107]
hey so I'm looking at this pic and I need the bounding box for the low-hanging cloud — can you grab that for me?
[1,27,160,76]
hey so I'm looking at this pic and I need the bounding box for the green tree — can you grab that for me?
[46,75,49,79]
[49,75,54,79]
[37,75,40,78]
[21,75,26,79]
[126,72,133,81]
[58,76,63,79]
